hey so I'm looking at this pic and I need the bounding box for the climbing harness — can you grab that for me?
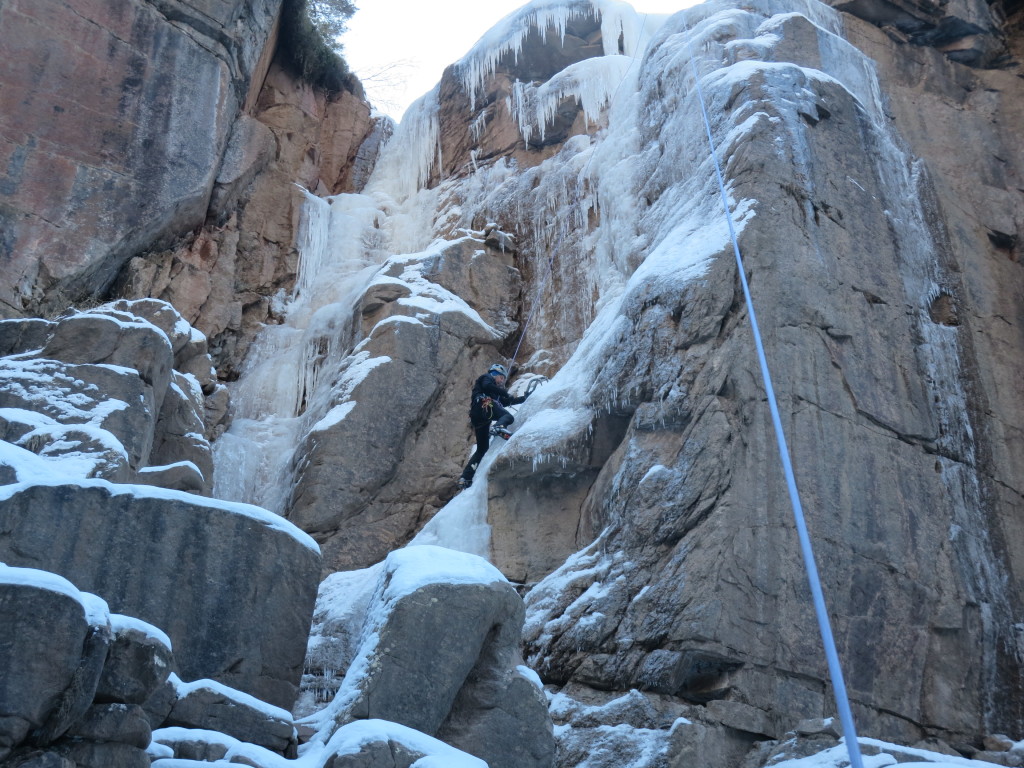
[687,41,865,768]
[474,394,494,418]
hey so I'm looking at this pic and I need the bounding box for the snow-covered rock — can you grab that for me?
[164,676,297,756]
[301,545,554,768]
[95,616,174,707]
[0,300,224,494]
[0,567,108,760]
[0,480,320,710]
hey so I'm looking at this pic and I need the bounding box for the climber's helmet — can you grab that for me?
[488,363,508,382]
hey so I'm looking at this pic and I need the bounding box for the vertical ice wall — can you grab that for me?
[212,91,448,513]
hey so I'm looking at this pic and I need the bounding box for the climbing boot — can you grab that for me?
[457,477,471,490]
[490,425,512,440]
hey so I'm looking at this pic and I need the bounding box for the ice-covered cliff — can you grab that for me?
[210,0,1023,763]
[1,0,1022,766]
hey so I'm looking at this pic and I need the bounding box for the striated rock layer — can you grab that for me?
[0,0,282,316]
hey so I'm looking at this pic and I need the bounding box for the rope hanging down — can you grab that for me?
[687,42,866,768]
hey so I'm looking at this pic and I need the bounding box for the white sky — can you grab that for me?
[340,0,701,120]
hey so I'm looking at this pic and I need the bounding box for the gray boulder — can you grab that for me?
[63,703,151,749]
[0,301,221,493]
[323,546,554,768]
[104,300,219,399]
[0,481,321,709]
[150,720,487,768]
[0,356,155,479]
[0,319,54,357]
[41,309,173,396]
[50,739,150,768]
[148,371,213,493]
[0,568,97,758]
[28,623,111,747]
[164,679,296,754]
[135,462,207,495]
[94,618,174,706]
[320,720,489,768]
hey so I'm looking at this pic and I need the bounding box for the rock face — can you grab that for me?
[434,9,608,180]
[0,299,223,493]
[0,568,157,766]
[285,235,522,572]
[115,57,379,378]
[264,0,1020,764]
[442,0,1022,757]
[0,482,320,709]
[0,0,379,380]
[0,574,99,759]
[0,0,283,318]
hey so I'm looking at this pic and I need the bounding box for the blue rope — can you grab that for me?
[687,43,865,768]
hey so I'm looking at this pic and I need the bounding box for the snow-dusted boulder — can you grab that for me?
[0,318,54,357]
[40,307,174,397]
[0,567,108,759]
[304,546,554,768]
[0,300,224,495]
[152,718,489,768]
[0,480,321,710]
[163,677,297,755]
[95,617,174,707]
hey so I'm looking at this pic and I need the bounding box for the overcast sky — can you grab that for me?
[340,0,701,120]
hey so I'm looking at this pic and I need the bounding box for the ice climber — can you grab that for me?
[457,363,528,489]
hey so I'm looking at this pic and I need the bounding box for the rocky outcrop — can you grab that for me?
[0,299,224,492]
[827,0,1010,65]
[434,9,607,181]
[471,0,1024,756]
[0,565,323,768]
[0,568,160,767]
[0,0,283,319]
[0,481,320,709]
[151,719,489,767]
[303,546,555,768]
[260,0,1021,764]
[163,678,297,755]
[0,0,380,381]
[115,57,380,379]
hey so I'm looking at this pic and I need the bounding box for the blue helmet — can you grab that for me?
[488,363,508,378]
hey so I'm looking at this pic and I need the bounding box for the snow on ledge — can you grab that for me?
[152,725,289,768]
[0,563,110,625]
[383,544,508,600]
[110,613,173,651]
[0,479,320,554]
[319,719,488,768]
[171,674,294,723]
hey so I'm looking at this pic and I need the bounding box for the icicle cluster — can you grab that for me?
[456,0,646,109]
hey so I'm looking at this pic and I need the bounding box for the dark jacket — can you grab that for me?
[469,373,525,423]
